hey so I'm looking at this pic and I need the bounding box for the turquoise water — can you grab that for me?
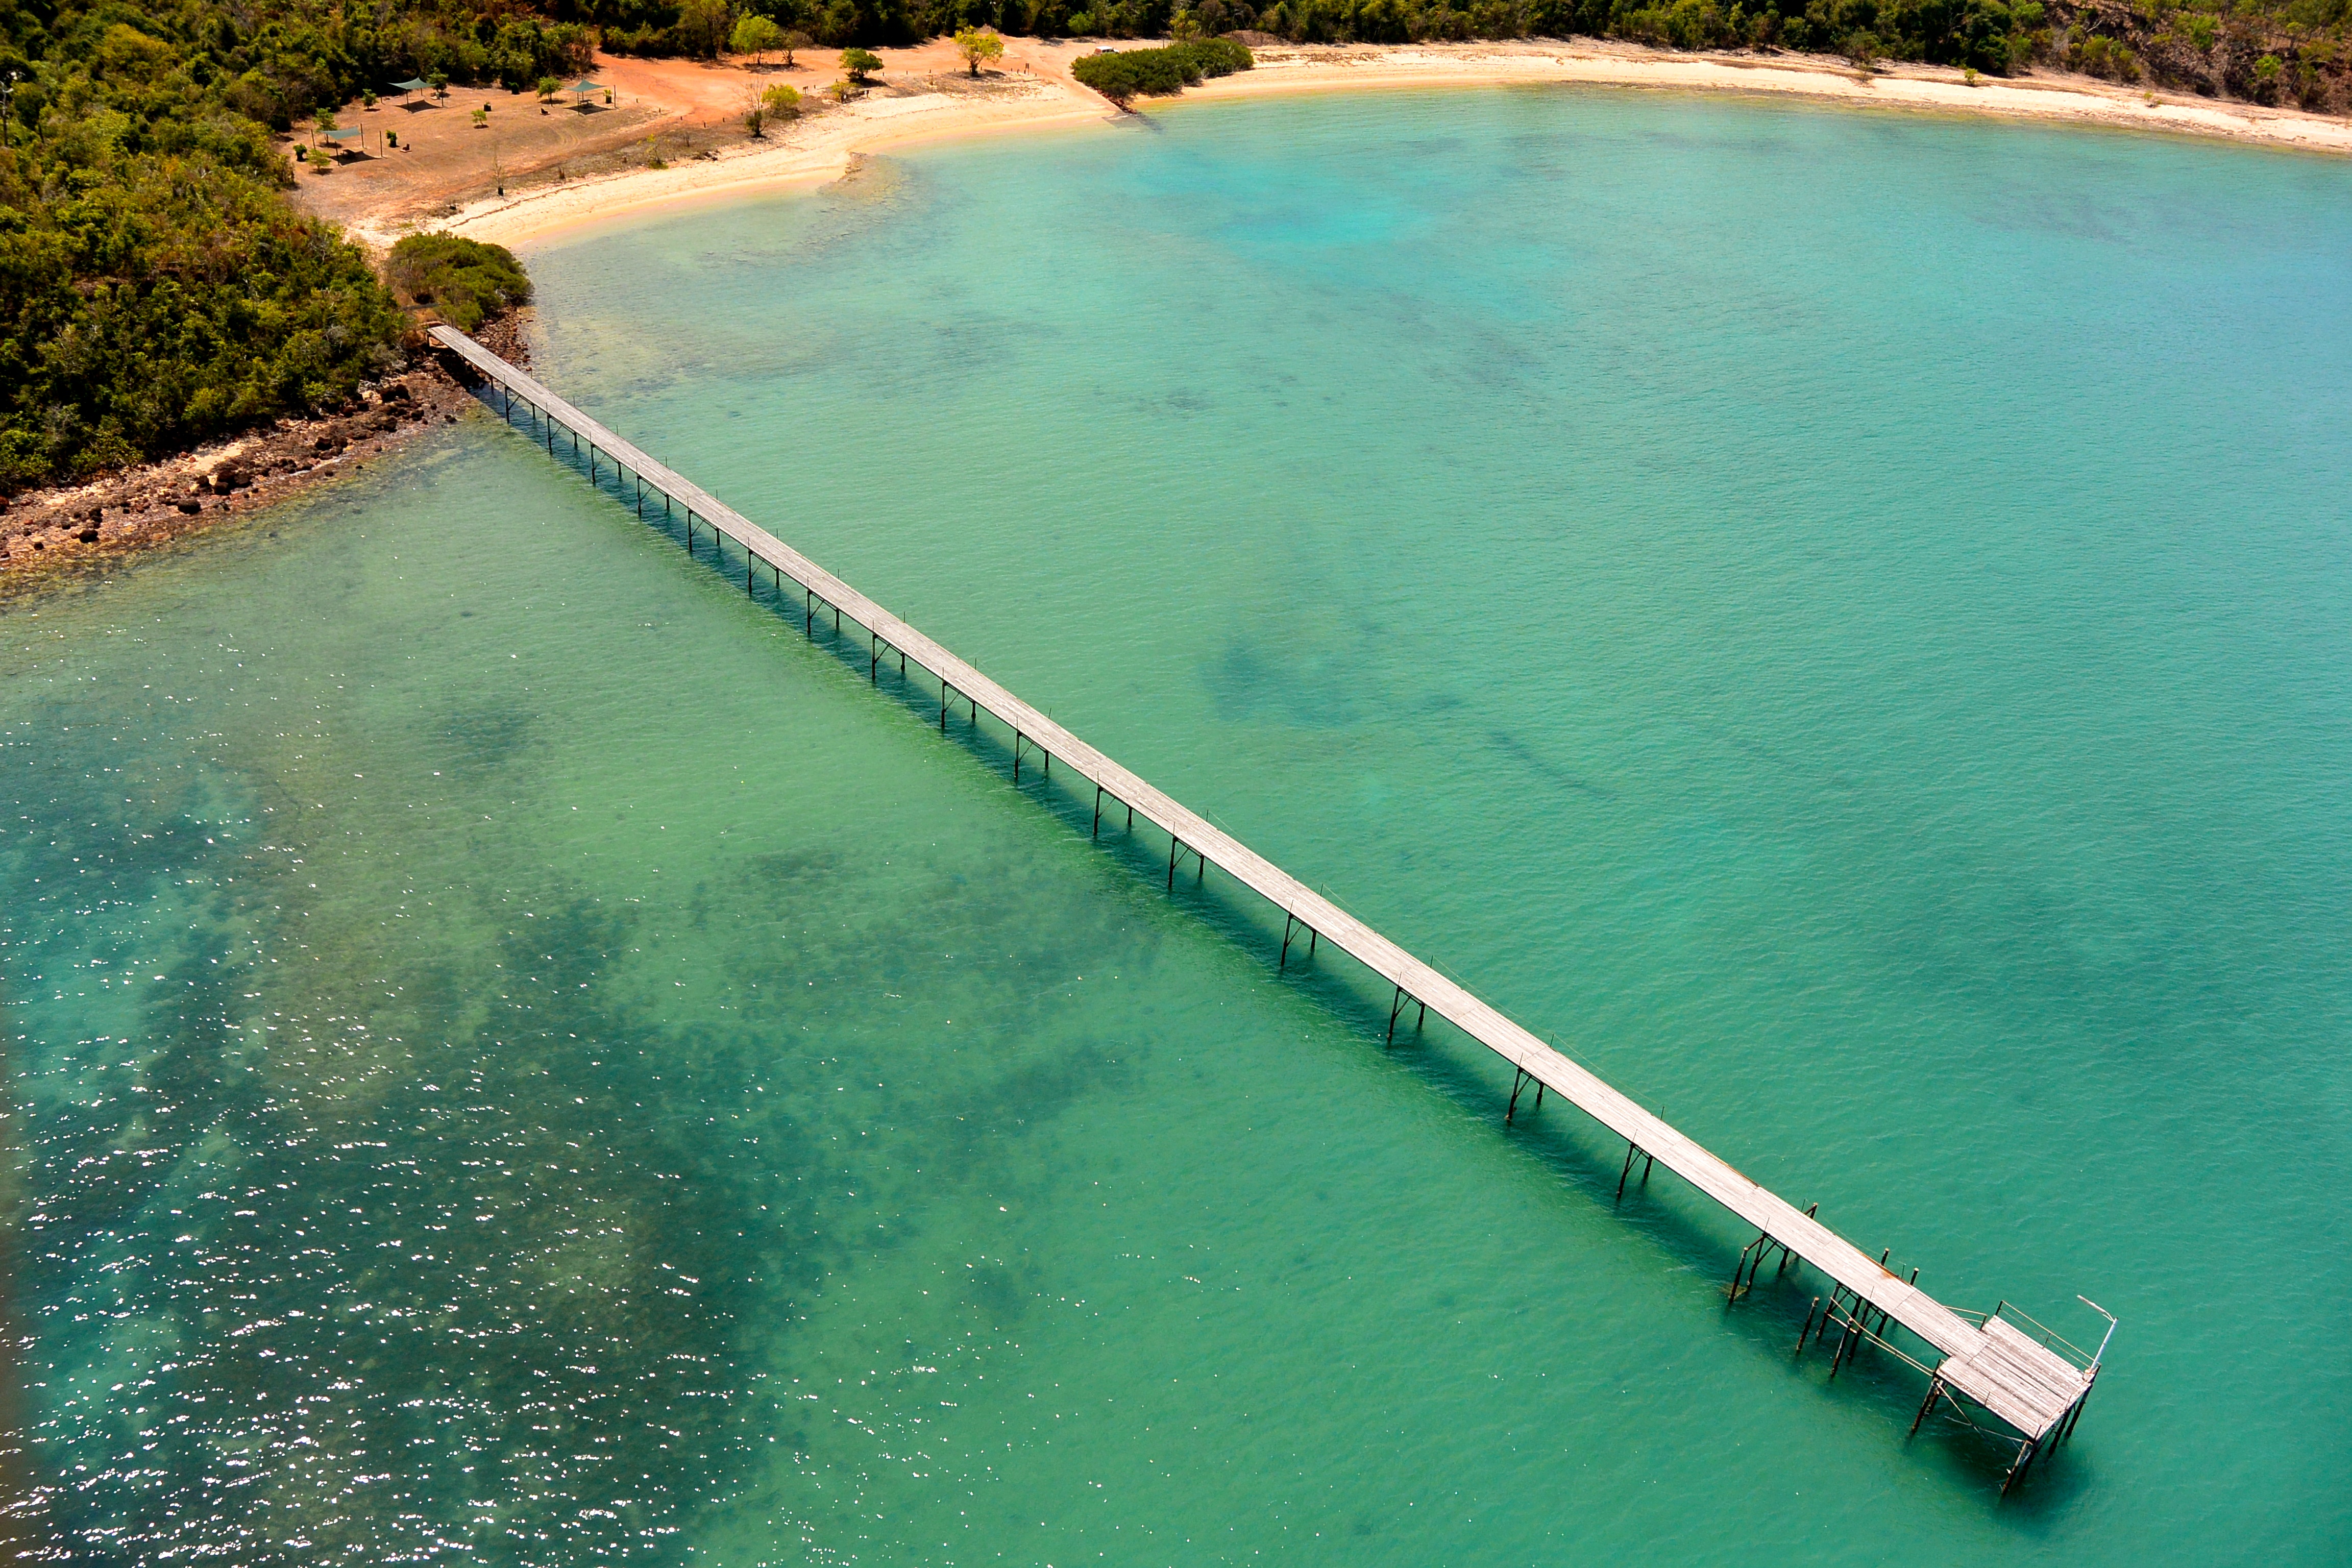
[6,86,2350,1563]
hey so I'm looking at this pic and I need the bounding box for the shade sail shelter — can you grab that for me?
[569,79,606,96]
[391,77,431,93]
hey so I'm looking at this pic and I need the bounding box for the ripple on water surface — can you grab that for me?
[5,86,2352,1566]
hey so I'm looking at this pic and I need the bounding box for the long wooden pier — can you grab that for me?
[430,324,2109,1488]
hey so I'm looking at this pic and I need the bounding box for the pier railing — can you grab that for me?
[429,323,2105,1489]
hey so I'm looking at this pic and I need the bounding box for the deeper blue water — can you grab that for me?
[4,86,2349,1563]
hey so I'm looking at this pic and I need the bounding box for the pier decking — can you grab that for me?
[430,324,2106,1486]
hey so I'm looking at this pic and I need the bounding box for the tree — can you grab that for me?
[732,14,786,64]
[762,82,803,119]
[676,0,734,59]
[428,70,449,100]
[952,27,1005,75]
[781,30,813,66]
[316,106,338,132]
[536,77,560,103]
[841,47,883,82]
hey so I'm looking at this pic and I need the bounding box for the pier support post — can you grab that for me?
[2058,1369,2096,1442]
[1387,987,1408,1044]
[2001,1438,2040,1496]
[1730,1233,1770,1301]
[1809,1286,1845,1353]
[1616,1141,1653,1200]
[1908,1377,1943,1437]
[1798,1297,1821,1355]
[1507,1066,1533,1123]
[1831,1307,1865,1376]
[1168,837,1179,890]
[1280,913,1297,970]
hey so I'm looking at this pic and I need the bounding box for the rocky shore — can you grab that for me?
[0,313,532,594]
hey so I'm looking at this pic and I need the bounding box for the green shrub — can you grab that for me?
[386,234,533,333]
[1072,39,1252,102]
[732,14,788,62]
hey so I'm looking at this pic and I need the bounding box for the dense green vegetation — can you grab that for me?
[0,0,2343,491]
[681,0,2349,110]
[0,3,393,486]
[386,233,531,332]
[1072,36,1251,97]
[0,0,573,489]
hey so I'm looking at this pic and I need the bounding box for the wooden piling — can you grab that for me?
[431,322,2102,1483]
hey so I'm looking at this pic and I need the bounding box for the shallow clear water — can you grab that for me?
[6,86,2350,1563]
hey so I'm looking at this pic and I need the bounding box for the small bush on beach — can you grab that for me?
[743,82,802,134]
[1072,39,1252,103]
[386,234,533,333]
[841,47,884,81]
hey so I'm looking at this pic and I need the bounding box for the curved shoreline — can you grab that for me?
[441,40,2352,253]
[13,39,2341,587]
